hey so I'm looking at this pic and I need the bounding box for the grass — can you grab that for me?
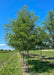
[0,50,54,75]
[29,50,54,63]
[0,52,22,75]
[0,52,14,63]
[22,50,54,75]
[29,50,54,57]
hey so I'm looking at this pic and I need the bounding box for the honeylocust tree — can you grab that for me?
[42,10,54,49]
[4,6,39,66]
[33,26,49,58]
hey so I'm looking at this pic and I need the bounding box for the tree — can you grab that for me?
[42,10,54,49]
[4,6,39,50]
[4,5,39,72]
[33,26,49,58]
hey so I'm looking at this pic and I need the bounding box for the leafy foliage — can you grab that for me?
[4,6,39,51]
[42,10,54,48]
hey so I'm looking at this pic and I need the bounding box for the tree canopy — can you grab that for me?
[4,6,54,51]
[4,6,39,51]
[42,10,54,48]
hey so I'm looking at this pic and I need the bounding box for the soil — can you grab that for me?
[18,53,30,75]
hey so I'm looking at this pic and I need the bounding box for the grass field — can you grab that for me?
[22,50,54,75]
[0,52,22,75]
[0,52,14,63]
[0,50,54,75]
[29,50,54,57]
[29,50,54,64]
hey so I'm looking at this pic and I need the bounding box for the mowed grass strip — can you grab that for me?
[22,50,54,75]
[29,50,54,63]
[0,52,14,63]
[0,52,22,75]
[29,50,54,57]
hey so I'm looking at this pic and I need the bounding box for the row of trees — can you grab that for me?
[3,6,54,71]
[0,49,12,51]
[4,6,54,52]
[3,6,54,73]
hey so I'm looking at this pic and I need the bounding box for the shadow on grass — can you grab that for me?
[21,53,46,58]
[44,57,54,60]
[21,53,54,73]
[22,53,54,60]
[28,59,54,73]
[21,53,34,59]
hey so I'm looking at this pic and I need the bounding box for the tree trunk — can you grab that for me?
[39,48,42,60]
[22,51,24,63]
[40,50,42,58]
[27,50,29,73]
[25,50,26,64]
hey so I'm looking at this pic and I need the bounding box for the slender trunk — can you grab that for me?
[40,46,42,60]
[22,51,24,63]
[27,50,29,73]
[21,51,23,58]
[40,50,42,57]
[25,50,26,64]
[23,51,24,63]
[39,49,42,60]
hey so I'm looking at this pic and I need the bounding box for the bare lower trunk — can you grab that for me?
[27,50,29,73]
[21,51,24,63]
[19,51,24,63]
[40,50,42,59]
[25,50,26,64]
